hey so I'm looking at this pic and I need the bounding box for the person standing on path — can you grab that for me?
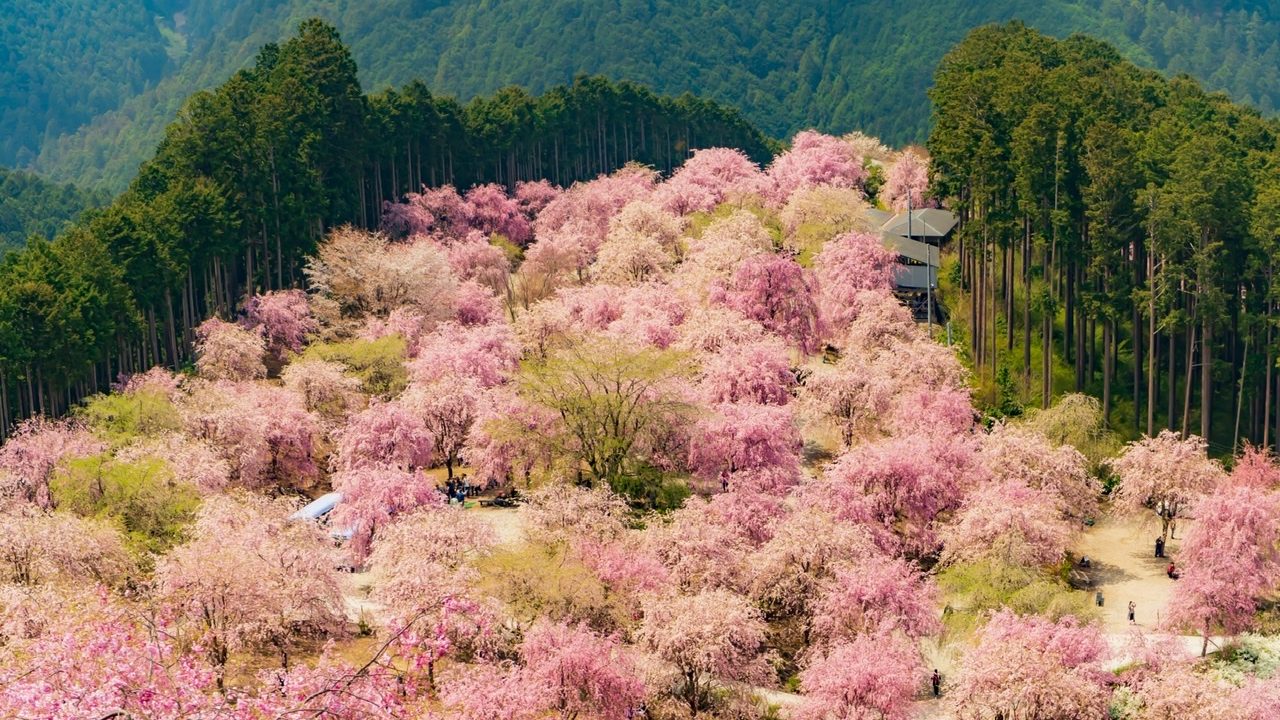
[931,669,941,698]
[1155,536,1165,558]
[1128,601,1136,625]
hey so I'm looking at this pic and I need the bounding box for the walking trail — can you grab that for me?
[1072,513,1221,661]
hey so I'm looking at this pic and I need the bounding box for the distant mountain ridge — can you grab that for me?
[6,0,1280,191]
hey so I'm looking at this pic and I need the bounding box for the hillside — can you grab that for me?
[8,0,1280,191]
[0,167,107,253]
[4,20,1280,720]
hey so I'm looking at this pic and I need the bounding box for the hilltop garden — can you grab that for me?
[0,128,1278,719]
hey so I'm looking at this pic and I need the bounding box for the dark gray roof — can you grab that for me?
[882,232,939,266]
[865,208,893,227]
[881,208,958,239]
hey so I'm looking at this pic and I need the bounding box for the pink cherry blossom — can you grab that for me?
[360,306,429,355]
[447,233,512,293]
[368,506,494,620]
[748,508,879,624]
[241,289,315,360]
[698,337,794,405]
[637,589,771,716]
[521,619,646,720]
[795,633,925,720]
[0,508,132,586]
[333,400,435,472]
[535,166,657,249]
[411,321,520,388]
[0,416,104,508]
[813,231,897,331]
[1227,444,1280,490]
[880,150,934,212]
[179,380,319,490]
[654,147,767,214]
[415,184,474,240]
[687,403,801,482]
[467,183,533,245]
[675,210,772,295]
[381,195,434,238]
[454,279,504,326]
[330,466,445,563]
[646,497,751,592]
[942,479,1076,569]
[767,131,867,204]
[402,376,483,479]
[516,179,563,218]
[280,359,362,418]
[463,388,560,488]
[114,366,182,396]
[194,317,266,381]
[0,599,220,719]
[811,433,974,555]
[155,493,344,675]
[948,610,1111,720]
[705,489,786,546]
[980,422,1099,520]
[718,253,822,353]
[116,432,231,492]
[810,556,941,645]
[1110,430,1225,540]
[1166,482,1280,655]
[674,307,768,353]
[523,484,629,546]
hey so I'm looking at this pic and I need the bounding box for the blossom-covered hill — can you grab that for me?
[0,130,1277,719]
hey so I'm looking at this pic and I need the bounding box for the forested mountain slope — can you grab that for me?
[9,0,1280,191]
[0,167,107,253]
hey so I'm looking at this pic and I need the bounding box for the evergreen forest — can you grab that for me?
[930,22,1280,455]
[5,0,1280,192]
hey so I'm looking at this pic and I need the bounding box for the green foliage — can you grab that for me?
[51,454,201,556]
[1207,633,1280,684]
[0,167,107,253]
[475,542,627,632]
[76,390,181,446]
[1020,393,1121,472]
[864,163,886,205]
[13,1,1280,192]
[938,559,1099,637]
[930,21,1278,453]
[489,234,523,266]
[1,18,772,433]
[300,336,408,398]
[520,338,695,486]
[608,466,691,513]
[982,366,1025,424]
[0,1,175,170]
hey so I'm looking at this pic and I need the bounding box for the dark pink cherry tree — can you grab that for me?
[718,253,822,353]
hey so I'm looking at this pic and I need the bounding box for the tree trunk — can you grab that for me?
[1103,319,1114,427]
[1266,299,1274,450]
[1182,322,1196,439]
[1234,335,1249,452]
[1201,317,1212,440]
[1147,254,1157,434]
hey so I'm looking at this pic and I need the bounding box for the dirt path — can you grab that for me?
[1072,514,1224,661]
[1073,514,1180,633]
[472,505,528,547]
